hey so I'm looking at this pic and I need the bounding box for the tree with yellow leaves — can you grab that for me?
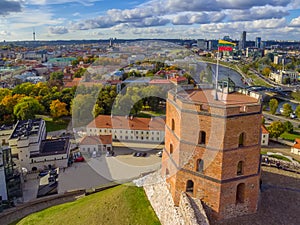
[50,99,69,120]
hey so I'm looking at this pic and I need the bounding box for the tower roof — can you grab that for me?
[175,88,260,107]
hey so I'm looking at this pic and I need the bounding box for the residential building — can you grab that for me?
[87,115,165,143]
[162,84,262,220]
[291,138,300,155]
[261,125,269,146]
[79,135,112,154]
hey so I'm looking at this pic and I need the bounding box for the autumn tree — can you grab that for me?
[282,103,293,117]
[50,99,69,119]
[13,97,44,120]
[267,121,285,139]
[284,121,293,133]
[295,105,300,118]
[269,99,278,115]
[261,67,271,77]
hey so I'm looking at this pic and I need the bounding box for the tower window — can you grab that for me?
[196,159,204,172]
[237,161,243,175]
[239,132,245,147]
[186,180,194,193]
[236,183,245,204]
[170,144,173,154]
[171,119,175,131]
[198,131,206,145]
[166,168,170,176]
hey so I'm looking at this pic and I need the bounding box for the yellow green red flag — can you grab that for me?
[218,40,236,51]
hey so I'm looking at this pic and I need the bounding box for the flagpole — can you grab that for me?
[214,46,220,100]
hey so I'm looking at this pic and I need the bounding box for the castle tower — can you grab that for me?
[162,87,262,220]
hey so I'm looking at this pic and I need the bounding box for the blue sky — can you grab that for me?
[1,0,300,41]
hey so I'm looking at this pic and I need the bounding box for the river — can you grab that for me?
[192,61,246,87]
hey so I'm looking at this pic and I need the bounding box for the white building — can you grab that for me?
[269,70,299,84]
[0,125,14,146]
[0,147,8,201]
[291,138,300,155]
[261,125,269,146]
[79,135,112,154]
[87,115,165,143]
[8,119,70,171]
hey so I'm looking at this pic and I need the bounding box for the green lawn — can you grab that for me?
[36,115,69,132]
[267,154,291,162]
[280,131,300,142]
[16,185,161,225]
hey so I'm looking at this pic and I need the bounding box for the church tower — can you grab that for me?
[162,86,262,220]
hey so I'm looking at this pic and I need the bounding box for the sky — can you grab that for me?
[1,0,300,41]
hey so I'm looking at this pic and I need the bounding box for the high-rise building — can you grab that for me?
[162,81,262,220]
[255,37,261,49]
[239,31,247,50]
[197,39,207,50]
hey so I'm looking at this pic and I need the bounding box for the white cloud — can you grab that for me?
[290,16,300,27]
[48,26,69,34]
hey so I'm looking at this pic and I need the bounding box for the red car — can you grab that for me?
[74,156,84,162]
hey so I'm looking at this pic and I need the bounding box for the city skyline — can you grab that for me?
[1,0,300,41]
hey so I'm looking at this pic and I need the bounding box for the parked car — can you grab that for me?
[133,152,147,157]
[290,112,297,119]
[157,151,163,157]
[38,170,49,177]
[74,156,84,162]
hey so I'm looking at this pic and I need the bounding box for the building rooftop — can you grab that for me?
[174,88,260,107]
[261,125,269,134]
[87,115,165,131]
[10,118,43,139]
[30,138,70,158]
[80,135,112,145]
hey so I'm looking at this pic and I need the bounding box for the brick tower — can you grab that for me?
[162,86,262,220]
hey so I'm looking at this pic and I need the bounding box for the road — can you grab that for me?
[263,111,300,127]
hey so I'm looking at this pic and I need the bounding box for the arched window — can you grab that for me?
[171,119,175,131]
[166,168,170,176]
[198,131,206,145]
[170,144,173,154]
[239,132,245,147]
[236,183,245,204]
[186,180,194,193]
[196,159,204,172]
[237,161,243,175]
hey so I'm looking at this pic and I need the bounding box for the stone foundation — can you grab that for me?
[134,171,210,225]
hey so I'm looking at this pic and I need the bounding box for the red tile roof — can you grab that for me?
[87,115,165,131]
[261,125,269,134]
[80,135,112,145]
[149,79,171,84]
[170,76,187,83]
[293,138,300,149]
[181,89,259,106]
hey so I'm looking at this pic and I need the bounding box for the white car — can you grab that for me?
[157,151,163,157]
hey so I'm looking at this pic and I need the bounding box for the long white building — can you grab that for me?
[86,115,165,143]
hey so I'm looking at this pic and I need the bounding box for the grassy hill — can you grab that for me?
[16,185,161,225]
